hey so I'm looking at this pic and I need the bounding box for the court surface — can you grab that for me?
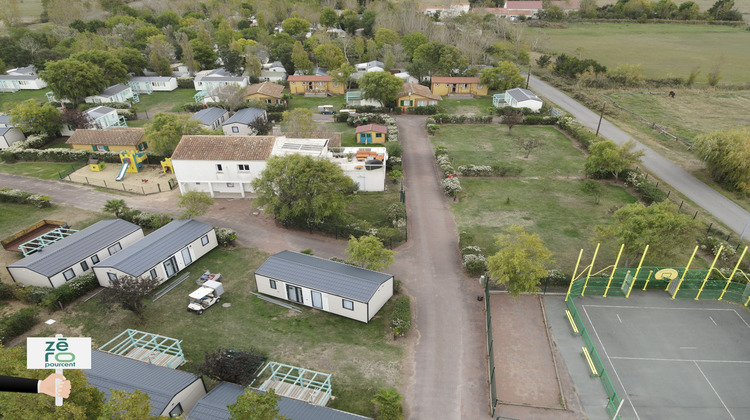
[576,290,750,420]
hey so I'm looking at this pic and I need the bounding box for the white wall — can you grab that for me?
[160,378,206,417]
[367,277,394,321]
[0,128,25,149]
[222,123,258,136]
[173,159,267,198]
[341,167,386,192]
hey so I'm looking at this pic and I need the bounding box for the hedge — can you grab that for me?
[0,188,51,208]
[557,118,598,151]
[0,307,39,345]
[429,114,493,124]
[406,105,441,115]
[10,273,100,311]
[215,227,237,247]
[391,295,411,337]
[1,138,169,165]
[177,78,195,89]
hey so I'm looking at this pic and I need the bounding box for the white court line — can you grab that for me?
[733,310,750,330]
[680,347,697,350]
[709,316,718,325]
[694,361,736,420]
[610,356,750,364]
[582,304,738,311]
[582,305,642,420]
[616,314,622,323]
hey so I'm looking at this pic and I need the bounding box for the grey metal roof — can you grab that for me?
[255,251,392,303]
[189,382,372,420]
[8,65,37,75]
[0,74,40,80]
[198,68,246,82]
[88,350,202,417]
[192,107,227,126]
[129,76,175,82]
[96,220,213,277]
[87,106,116,119]
[0,127,13,136]
[0,115,12,126]
[507,87,542,103]
[100,84,130,96]
[270,61,284,69]
[7,219,141,277]
[222,108,265,126]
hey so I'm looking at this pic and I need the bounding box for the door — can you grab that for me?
[181,247,192,265]
[451,84,457,93]
[164,256,177,278]
[363,133,372,144]
[286,285,303,303]
[311,291,323,309]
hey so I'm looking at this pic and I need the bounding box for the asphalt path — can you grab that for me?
[528,75,750,237]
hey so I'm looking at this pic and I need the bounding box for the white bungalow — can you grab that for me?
[93,220,218,287]
[254,250,394,323]
[88,106,128,130]
[222,107,267,136]
[0,65,47,93]
[6,219,144,289]
[85,84,137,104]
[128,76,178,94]
[191,107,229,131]
[355,61,384,73]
[500,88,543,112]
[194,68,248,91]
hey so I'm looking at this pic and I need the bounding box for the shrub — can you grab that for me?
[0,188,52,208]
[335,112,350,123]
[385,141,402,158]
[215,227,237,247]
[39,273,99,311]
[177,77,195,89]
[372,388,404,420]
[266,103,286,113]
[199,348,267,386]
[406,105,440,115]
[426,124,440,135]
[0,283,15,300]
[436,155,454,176]
[182,103,205,112]
[441,176,462,196]
[267,112,283,122]
[431,114,492,124]
[391,295,411,337]
[434,145,448,157]
[387,202,407,222]
[491,163,522,177]
[0,307,39,344]
[463,253,487,275]
[352,105,389,114]
[457,164,493,176]
[557,118,597,151]
[522,115,559,125]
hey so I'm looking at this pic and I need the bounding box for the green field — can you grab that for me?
[288,94,347,112]
[533,23,750,83]
[0,90,49,111]
[439,96,496,115]
[134,88,199,114]
[0,161,83,179]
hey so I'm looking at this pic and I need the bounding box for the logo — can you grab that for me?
[28,337,91,370]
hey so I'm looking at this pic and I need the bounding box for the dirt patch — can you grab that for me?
[65,164,175,195]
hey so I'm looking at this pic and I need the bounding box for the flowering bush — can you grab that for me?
[457,164,493,176]
[436,155,454,176]
[442,176,462,196]
[0,188,51,208]
[461,246,483,256]
[462,254,487,275]
[215,227,238,247]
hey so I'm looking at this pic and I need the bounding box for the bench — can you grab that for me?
[565,310,579,334]
[582,347,600,377]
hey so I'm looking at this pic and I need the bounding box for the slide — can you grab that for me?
[115,159,130,181]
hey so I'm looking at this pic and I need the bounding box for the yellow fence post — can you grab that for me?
[642,270,653,291]
[627,245,649,298]
[582,243,600,296]
[672,246,698,299]
[566,249,584,302]
[604,244,624,297]
[720,246,748,301]
[696,246,722,301]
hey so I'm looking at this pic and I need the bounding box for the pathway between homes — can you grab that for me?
[393,116,490,419]
[528,75,750,236]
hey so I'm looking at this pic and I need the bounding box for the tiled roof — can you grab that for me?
[171,135,276,161]
[223,108,265,125]
[245,82,284,99]
[288,75,332,82]
[355,124,387,134]
[398,83,441,101]
[431,76,481,84]
[191,107,228,125]
[66,128,145,146]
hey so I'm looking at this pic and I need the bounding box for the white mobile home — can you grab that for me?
[191,107,229,131]
[222,107,267,136]
[0,115,25,149]
[6,219,143,288]
[85,84,136,104]
[501,88,543,112]
[254,251,394,323]
[0,65,47,92]
[128,76,178,94]
[93,220,217,287]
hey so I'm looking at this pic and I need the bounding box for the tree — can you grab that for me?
[313,43,345,71]
[332,63,356,90]
[365,39,379,62]
[246,53,262,80]
[374,28,400,48]
[516,137,544,158]
[496,61,525,91]
[99,390,159,420]
[9,100,62,137]
[211,84,247,111]
[320,7,338,28]
[250,115,273,135]
[228,389,289,420]
[116,48,147,76]
[339,9,361,35]
[536,54,552,68]
[487,225,554,298]
[71,50,129,87]
[41,58,107,105]
[401,32,428,60]
[146,113,214,155]
[178,191,215,219]
[359,71,403,108]
[584,139,644,179]
[220,47,244,76]
[371,388,404,420]
[281,108,315,137]
[251,154,356,226]
[99,275,161,318]
[61,108,92,130]
[199,348,266,386]
[579,0,599,17]
[103,199,128,217]
[190,39,217,70]
[178,33,197,75]
[707,0,742,20]
[580,179,604,204]
[502,109,523,132]
[0,0,21,28]
[694,127,750,192]
[595,201,697,266]
[291,41,313,74]
[281,17,310,37]
[706,63,722,87]
[346,235,396,271]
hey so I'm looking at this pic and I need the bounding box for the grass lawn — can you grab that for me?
[134,89,199,114]
[0,161,84,180]
[431,124,638,272]
[346,187,402,228]
[41,137,72,149]
[532,24,750,84]
[288,94,347,113]
[0,90,49,111]
[0,203,106,240]
[439,95,496,116]
[124,119,151,128]
[322,122,358,146]
[60,246,403,417]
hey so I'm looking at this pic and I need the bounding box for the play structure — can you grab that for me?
[565,243,750,307]
[88,158,105,172]
[161,157,174,174]
[115,150,147,181]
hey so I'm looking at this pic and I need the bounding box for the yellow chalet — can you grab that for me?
[244,81,285,104]
[66,128,148,152]
[356,124,387,144]
[431,77,488,97]
[288,75,345,95]
[397,83,442,109]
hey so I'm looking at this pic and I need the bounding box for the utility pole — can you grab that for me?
[595,102,606,137]
[525,64,531,89]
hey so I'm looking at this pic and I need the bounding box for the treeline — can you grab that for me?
[538,0,744,22]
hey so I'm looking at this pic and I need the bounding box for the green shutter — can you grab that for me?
[104,146,110,151]
[92,145,97,151]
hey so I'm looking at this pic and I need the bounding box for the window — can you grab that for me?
[462,83,468,88]
[270,279,277,289]
[232,126,239,133]
[150,269,158,280]
[478,83,483,89]
[80,261,89,271]
[96,145,107,151]
[342,299,354,310]
[91,254,100,264]
[265,99,272,104]
[63,269,75,281]
[238,164,250,171]
[169,403,183,417]
[201,235,209,246]
[108,242,122,255]
[216,164,223,172]
[417,100,427,107]
[376,133,382,138]
[227,183,234,187]
[333,82,339,87]
[107,272,117,282]
[435,83,439,87]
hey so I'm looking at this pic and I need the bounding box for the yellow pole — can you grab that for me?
[720,246,747,301]
[566,249,584,301]
[696,245,722,300]
[604,244,625,297]
[745,295,750,307]
[582,243,600,296]
[642,270,653,291]
[672,246,698,299]
[627,245,649,298]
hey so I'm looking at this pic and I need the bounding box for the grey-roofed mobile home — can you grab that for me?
[6,219,143,288]
[88,350,206,418]
[221,107,267,136]
[93,219,217,287]
[254,251,393,323]
[188,382,372,420]
[191,107,229,131]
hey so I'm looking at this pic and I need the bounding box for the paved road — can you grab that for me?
[529,75,750,237]
[394,116,489,419]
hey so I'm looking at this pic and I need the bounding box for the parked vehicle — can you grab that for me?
[188,280,224,315]
[318,105,335,114]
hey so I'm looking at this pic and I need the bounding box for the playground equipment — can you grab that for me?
[115,150,147,181]
[88,158,105,172]
[161,157,174,174]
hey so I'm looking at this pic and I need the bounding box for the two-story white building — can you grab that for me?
[193,68,248,92]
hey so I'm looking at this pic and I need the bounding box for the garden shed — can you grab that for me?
[254,251,394,323]
[6,219,143,288]
[355,124,387,144]
[93,220,217,287]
